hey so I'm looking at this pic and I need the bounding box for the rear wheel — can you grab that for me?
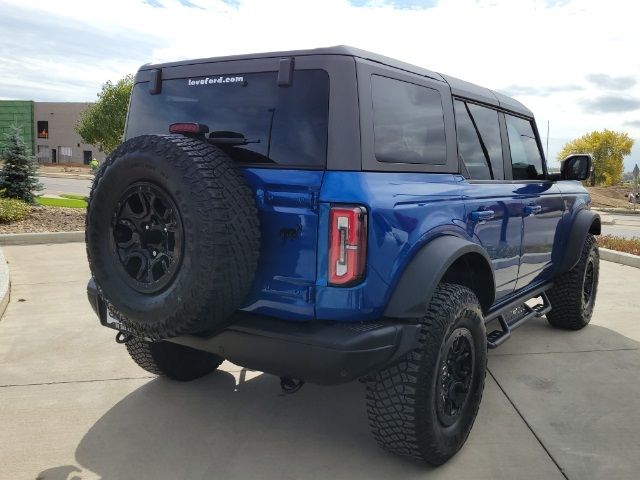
[126,337,223,381]
[547,234,599,330]
[366,283,487,465]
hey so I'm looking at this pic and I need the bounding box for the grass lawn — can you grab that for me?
[36,196,87,208]
[59,193,89,202]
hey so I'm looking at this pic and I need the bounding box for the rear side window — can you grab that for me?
[505,114,545,180]
[454,100,504,180]
[126,70,329,168]
[371,75,446,165]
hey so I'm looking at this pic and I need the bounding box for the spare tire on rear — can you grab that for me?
[86,134,260,339]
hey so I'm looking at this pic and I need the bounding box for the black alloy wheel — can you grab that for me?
[112,182,183,294]
[436,328,476,427]
[582,257,595,312]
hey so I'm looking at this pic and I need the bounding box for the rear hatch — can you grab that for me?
[125,62,330,320]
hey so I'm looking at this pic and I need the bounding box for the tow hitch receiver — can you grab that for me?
[280,377,305,394]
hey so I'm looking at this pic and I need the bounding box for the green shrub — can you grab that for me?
[0,197,31,223]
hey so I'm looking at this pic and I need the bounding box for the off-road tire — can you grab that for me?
[125,337,223,381]
[86,134,260,339]
[546,234,599,330]
[366,283,487,465]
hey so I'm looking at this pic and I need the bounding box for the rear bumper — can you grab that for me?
[87,279,420,385]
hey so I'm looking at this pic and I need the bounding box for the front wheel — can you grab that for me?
[366,283,487,465]
[547,234,599,330]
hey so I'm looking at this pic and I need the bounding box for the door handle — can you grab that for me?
[470,210,495,222]
[524,204,543,216]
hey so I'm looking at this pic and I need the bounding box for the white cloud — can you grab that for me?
[1,0,639,169]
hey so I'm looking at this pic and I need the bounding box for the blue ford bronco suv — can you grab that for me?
[86,46,600,465]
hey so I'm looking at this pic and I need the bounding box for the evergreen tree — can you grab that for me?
[0,125,43,203]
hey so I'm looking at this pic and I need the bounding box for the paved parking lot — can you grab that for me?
[1,243,639,479]
[39,176,92,196]
[601,213,640,239]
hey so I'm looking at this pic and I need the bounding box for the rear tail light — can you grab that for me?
[329,205,367,286]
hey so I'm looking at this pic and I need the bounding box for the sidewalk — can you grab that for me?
[1,243,639,479]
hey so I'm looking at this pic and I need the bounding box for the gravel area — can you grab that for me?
[0,206,85,234]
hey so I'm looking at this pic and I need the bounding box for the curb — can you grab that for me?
[39,173,94,180]
[600,248,640,269]
[0,247,9,320]
[0,231,85,246]
[594,208,640,216]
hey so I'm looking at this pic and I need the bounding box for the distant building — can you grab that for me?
[0,100,106,165]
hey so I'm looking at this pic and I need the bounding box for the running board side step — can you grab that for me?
[485,284,553,349]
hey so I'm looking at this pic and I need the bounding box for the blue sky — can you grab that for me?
[0,0,638,169]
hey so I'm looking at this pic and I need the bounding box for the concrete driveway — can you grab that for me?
[1,243,639,480]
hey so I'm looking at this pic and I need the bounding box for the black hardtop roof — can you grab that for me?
[140,45,532,117]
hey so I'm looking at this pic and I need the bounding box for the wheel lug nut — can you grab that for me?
[152,251,157,257]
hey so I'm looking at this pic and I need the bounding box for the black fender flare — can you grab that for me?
[384,235,495,319]
[556,209,601,274]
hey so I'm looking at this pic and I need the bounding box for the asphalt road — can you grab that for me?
[39,175,92,196]
[601,213,640,239]
[1,243,640,479]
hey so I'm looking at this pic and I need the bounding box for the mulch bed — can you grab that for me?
[598,235,640,256]
[0,206,85,234]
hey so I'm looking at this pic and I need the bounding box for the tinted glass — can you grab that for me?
[454,100,504,180]
[467,103,504,179]
[505,114,545,180]
[454,100,491,180]
[371,75,446,165]
[126,70,329,167]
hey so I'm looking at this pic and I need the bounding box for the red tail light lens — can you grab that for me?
[169,122,209,134]
[329,205,367,286]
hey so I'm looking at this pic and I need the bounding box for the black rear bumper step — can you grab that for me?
[87,279,421,385]
[485,283,553,349]
[88,277,554,382]
[168,314,421,385]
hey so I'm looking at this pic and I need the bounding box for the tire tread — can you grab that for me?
[366,283,487,465]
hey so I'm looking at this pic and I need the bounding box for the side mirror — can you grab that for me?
[561,154,592,181]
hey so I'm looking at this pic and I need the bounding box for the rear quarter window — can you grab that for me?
[126,70,329,168]
[371,75,447,165]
